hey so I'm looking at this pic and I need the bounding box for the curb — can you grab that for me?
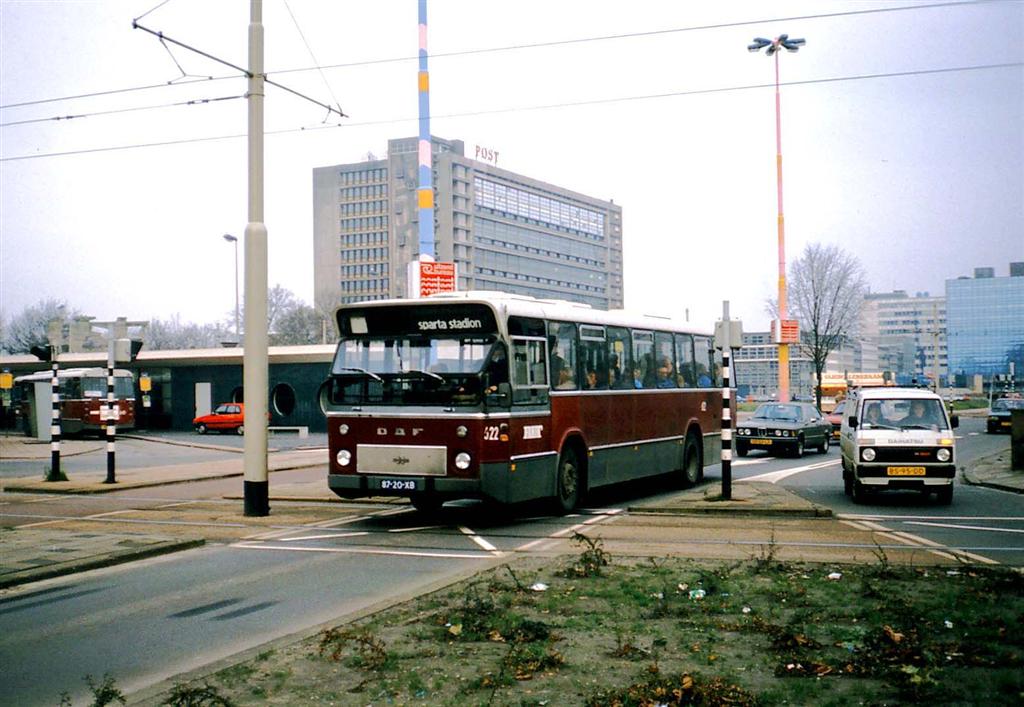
[628,504,833,518]
[0,459,326,496]
[0,538,205,590]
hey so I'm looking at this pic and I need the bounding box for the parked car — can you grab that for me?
[987,397,1024,434]
[735,402,832,458]
[193,403,246,435]
[825,400,846,440]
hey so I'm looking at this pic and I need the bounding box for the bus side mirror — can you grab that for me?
[950,414,959,429]
[848,416,859,429]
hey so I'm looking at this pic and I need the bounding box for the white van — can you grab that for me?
[839,387,958,504]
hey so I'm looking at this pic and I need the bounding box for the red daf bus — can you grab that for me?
[320,292,724,512]
[14,367,136,436]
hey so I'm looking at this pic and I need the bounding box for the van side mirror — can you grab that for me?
[950,414,959,429]
[848,415,859,429]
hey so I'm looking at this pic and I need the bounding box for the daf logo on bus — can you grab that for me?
[523,425,543,440]
[392,456,411,465]
[377,427,424,437]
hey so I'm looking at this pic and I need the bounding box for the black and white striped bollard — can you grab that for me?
[47,360,62,481]
[721,347,732,500]
[103,361,117,484]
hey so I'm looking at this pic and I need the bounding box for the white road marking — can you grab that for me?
[459,526,502,556]
[388,525,446,534]
[903,521,1024,535]
[230,542,490,560]
[517,508,623,553]
[278,531,370,542]
[743,459,839,483]
[16,508,135,529]
[839,519,999,565]
[730,458,769,467]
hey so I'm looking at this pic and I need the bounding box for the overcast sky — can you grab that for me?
[1,0,1021,333]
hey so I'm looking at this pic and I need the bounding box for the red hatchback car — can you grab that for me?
[193,403,246,435]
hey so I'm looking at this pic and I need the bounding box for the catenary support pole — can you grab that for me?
[721,301,733,500]
[243,0,270,516]
[47,358,62,481]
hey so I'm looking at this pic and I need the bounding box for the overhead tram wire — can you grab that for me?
[282,0,344,120]
[0,0,994,112]
[2,60,1019,162]
[0,94,246,129]
[129,20,347,118]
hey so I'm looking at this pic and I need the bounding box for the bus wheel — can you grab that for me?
[555,446,580,513]
[852,478,870,504]
[936,484,953,505]
[196,423,208,435]
[682,434,701,487]
[410,493,443,514]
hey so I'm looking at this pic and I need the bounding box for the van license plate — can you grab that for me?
[887,466,925,476]
[379,479,419,491]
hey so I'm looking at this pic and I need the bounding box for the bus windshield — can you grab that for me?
[327,335,502,406]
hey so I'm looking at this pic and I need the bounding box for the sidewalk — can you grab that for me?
[2,434,1020,590]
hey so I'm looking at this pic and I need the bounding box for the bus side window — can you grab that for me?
[579,325,608,390]
[607,326,631,389]
[511,337,549,404]
[632,330,655,389]
[548,321,578,391]
[693,335,716,387]
[654,332,677,388]
[675,333,696,387]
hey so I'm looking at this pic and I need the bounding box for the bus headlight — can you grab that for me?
[454,452,471,470]
[456,425,468,438]
[339,424,350,435]
[862,448,876,462]
[336,449,352,466]
[936,448,951,462]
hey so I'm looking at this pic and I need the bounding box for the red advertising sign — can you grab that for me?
[772,319,800,344]
[419,261,456,297]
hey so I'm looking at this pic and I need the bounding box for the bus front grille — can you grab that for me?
[356,444,447,476]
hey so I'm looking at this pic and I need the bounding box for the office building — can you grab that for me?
[946,262,1024,380]
[859,291,946,383]
[313,136,624,310]
[733,331,815,399]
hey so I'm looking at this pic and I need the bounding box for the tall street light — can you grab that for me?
[223,233,240,339]
[748,33,805,403]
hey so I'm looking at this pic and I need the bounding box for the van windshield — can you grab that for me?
[862,398,948,430]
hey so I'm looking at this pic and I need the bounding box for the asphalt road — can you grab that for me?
[0,418,1019,705]
[728,416,1024,566]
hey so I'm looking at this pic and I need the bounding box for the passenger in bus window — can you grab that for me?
[584,369,598,390]
[555,362,576,389]
[608,354,624,388]
[642,354,659,389]
[656,357,677,388]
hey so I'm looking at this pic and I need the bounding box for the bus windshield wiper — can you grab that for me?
[336,366,383,383]
[865,422,900,430]
[401,368,445,383]
[901,423,934,430]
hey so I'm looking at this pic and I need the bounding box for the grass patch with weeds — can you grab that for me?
[177,556,1024,705]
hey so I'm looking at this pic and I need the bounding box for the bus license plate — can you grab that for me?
[887,466,926,476]
[379,478,419,491]
[750,439,772,445]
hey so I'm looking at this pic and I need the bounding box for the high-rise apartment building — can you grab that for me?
[859,291,946,383]
[946,262,1024,380]
[313,136,624,310]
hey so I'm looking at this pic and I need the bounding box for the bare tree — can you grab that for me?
[146,315,233,350]
[0,299,79,354]
[769,243,867,409]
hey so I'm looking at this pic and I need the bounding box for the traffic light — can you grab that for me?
[30,345,54,362]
